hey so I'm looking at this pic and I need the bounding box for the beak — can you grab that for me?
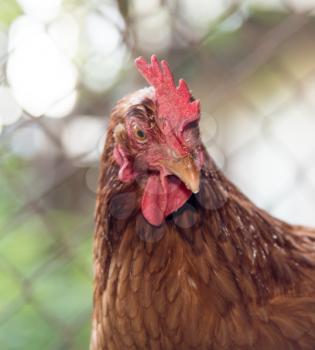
[161,154,200,193]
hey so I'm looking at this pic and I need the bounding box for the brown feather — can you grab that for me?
[91,93,315,350]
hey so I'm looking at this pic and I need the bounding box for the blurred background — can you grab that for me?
[1,0,315,349]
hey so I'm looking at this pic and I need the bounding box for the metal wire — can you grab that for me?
[1,1,315,349]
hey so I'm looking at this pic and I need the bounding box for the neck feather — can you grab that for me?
[94,138,314,305]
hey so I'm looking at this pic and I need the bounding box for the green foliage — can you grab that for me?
[0,0,22,27]
[249,6,289,25]
[0,154,92,350]
[206,28,242,52]
[0,304,61,349]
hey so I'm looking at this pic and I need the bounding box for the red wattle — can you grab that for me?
[141,174,191,226]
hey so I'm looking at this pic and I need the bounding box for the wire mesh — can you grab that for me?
[1,0,315,349]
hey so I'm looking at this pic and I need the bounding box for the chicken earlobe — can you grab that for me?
[113,144,136,183]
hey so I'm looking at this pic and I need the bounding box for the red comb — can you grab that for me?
[135,55,200,134]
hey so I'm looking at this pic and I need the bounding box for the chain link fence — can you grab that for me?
[1,0,315,349]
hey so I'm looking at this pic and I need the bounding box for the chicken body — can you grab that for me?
[91,62,315,350]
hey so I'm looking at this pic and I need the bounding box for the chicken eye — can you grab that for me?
[133,124,147,143]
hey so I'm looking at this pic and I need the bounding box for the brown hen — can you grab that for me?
[91,56,315,350]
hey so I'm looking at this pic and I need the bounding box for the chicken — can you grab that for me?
[91,55,315,350]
